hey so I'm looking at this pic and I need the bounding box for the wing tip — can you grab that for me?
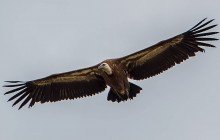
[189,18,217,32]
[5,81,23,83]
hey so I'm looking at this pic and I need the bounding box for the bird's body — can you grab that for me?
[99,59,130,96]
[4,18,218,109]
[98,59,140,100]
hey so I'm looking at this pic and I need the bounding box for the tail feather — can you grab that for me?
[107,82,142,102]
[129,82,142,99]
[107,88,121,102]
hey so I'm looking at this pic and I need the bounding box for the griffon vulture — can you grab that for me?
[4,18,218,109]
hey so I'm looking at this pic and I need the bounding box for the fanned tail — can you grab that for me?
[107,82,142,102]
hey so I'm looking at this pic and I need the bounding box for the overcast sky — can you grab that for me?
[0,0,220,140]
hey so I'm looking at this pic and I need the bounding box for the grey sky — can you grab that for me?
[0,0,220,140]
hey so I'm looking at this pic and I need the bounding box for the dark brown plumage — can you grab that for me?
[4,18,218,109]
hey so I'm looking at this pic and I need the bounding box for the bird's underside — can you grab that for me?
[4,18,218,109]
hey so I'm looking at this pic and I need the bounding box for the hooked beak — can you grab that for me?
[98,65,103,69]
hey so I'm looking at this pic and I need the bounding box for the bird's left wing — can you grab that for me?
[4,65,107,109]
[119,18,218,80]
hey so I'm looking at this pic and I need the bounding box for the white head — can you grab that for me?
[98,63,112,75]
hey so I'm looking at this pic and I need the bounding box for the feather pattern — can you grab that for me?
[4,66,107,109]
[120,18,218,80]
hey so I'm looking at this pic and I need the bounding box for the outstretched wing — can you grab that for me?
[4,65,107,109]
[119,18,218,80]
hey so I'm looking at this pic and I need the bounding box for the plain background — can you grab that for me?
[0,0,220,140]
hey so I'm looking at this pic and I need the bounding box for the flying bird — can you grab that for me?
[4,18,218,109]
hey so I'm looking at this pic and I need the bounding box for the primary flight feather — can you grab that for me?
[4,18,218,109]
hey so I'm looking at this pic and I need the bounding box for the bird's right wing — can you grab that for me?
[4,65,107,109]
[119,18,218,80]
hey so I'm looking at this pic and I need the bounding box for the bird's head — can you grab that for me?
[98,63,112,75]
